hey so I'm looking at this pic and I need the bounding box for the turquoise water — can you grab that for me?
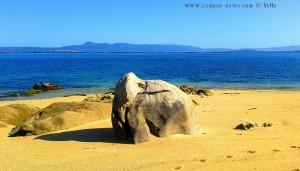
[0,52,299,100]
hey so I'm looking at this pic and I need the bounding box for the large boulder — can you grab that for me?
[0,104,40,125]
[111,73,198,144]
[8,101,111,137]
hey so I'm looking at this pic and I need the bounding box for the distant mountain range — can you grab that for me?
[1,42,300,53]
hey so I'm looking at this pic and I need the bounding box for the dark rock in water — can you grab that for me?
[179,85,213,97]
[0,104,40,125]
[23,89,42,96]
[33,82,63,91]
[235,122,259,130]
[112,73,198,144]
[8,101,111,137]
[9,93,21,97]
[262,122,273,127]
[23,83,63,96]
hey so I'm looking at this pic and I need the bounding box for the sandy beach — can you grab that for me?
[1,90,299,170]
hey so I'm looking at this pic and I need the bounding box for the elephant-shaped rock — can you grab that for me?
[111,72,198,144]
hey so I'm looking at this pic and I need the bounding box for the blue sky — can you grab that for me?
[0,0,299,48]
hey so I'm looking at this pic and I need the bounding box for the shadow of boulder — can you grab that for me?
[34,128,131,144]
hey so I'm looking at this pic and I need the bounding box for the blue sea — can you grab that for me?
[0,52,299,100]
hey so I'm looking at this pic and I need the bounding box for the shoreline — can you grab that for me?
[0,89,299,107]
[1,88,300,102]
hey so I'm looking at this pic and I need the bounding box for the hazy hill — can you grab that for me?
[1,42,300,53]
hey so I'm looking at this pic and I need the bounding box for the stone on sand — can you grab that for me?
[8,101,110,137]
[111,72,198,144]
[262,122,273,127]
[0,104,40,125]
[235,122,259,130]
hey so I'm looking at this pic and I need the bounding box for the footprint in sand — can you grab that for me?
[247,150,256,154]
[195,159,206,162]
[174,166,182,170]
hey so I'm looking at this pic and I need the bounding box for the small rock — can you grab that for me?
[235,122,259,130]
[262,122,273,127]
[101,94,111,100]
[100,94,112,103]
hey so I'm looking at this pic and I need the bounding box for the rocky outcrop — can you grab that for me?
[33,83,63,91]
[0,104,40,125]
[23,83,63,96]
[111,73,198,144]
[179,85,213,97]
[8,101,111,137]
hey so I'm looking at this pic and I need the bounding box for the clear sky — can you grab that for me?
[0,0,299,48]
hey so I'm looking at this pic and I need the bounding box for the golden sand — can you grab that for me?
[0,90,299,170]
